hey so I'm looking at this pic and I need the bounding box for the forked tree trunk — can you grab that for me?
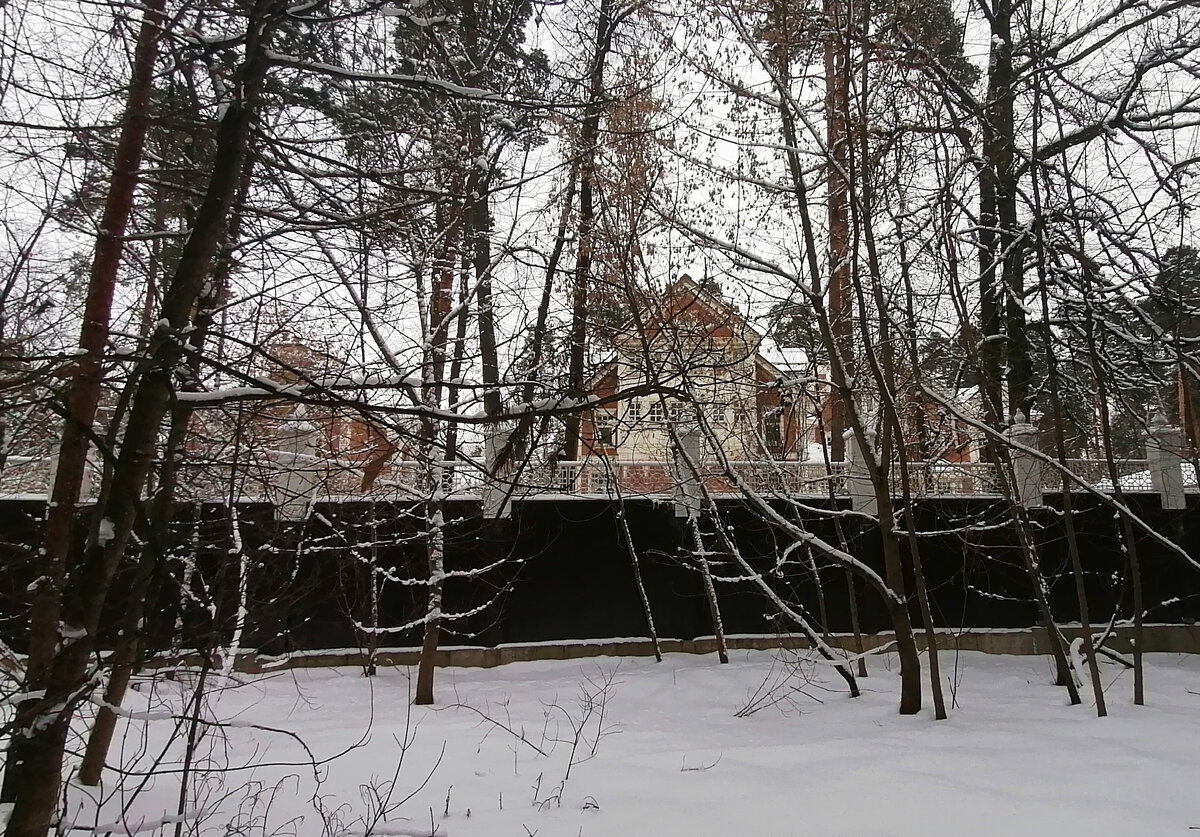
[411,143,467,703]
[876,522,923,715]
[1030,217,1108,715]
[762,0,919,716]
[1012,511,1082,703]
[895,460,947,719]
[1093,362,1146,705]
[78,137,254,787]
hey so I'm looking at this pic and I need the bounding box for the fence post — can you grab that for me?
[843,427,878,516]
[482,425,515,519]
[270,419,320,521]
[673,423,704,519]
[1005,412,1043,508]
[1148,411,1186,510]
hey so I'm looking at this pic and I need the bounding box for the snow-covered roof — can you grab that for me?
[757,339,811,376]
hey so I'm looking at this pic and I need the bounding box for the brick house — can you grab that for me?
[570,278,828,492]
[563,277,982,496]
[180,341,405,501]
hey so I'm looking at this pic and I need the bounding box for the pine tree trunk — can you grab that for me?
[2,0,167,812]
[2,10,273,830]
[824,0,852,463]
[565,0,613,461]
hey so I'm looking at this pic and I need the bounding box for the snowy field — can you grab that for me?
[52,650,1200,836]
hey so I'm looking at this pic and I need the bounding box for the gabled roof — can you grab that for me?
[586,275,793,389]
[644,275,765,345]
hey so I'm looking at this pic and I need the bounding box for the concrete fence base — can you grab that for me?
[139,623,1200,674]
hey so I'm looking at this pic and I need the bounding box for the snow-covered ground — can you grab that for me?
[48,650,1200,835]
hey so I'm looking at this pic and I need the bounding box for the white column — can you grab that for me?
[843,427,878,516]
[673,423,704,519]
[271,419,320,521]
[1148,412,1186,510]
[1004,413,1043,509]
[482,424,515,519]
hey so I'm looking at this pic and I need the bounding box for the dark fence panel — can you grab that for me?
[1,494,1198,654]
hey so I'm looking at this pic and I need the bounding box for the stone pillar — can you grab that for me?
[1004,413,1043,509]
[1148,412,1186,510]
[673,423,704,519]
[843,427,878,516]
[482,425,515,519]
[271,419,320,521]
[47,440,101,502]
[80,446,99,502]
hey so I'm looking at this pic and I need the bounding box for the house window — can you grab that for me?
[647,400,665,423]
[627,399,643,422]
[763,410,783,454]
[596,412,618,447]
[708,403,728,427]
[556,464,579,491]
[668,401,687,425]
[440,466,456,494]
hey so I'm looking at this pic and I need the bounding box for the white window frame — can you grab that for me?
[668,401,687,425]
[595,411,618,447]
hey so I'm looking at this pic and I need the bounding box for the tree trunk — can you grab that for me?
[977,0,1014,427]
[77,147,254,784]
[824,0,852,462]
[2,0,167,810]
[414,489,445,705]
[877,522,923,715]
[616,498,661,662]
[689,514,729,664]
[2,10,274,830]
[461,0,500,421]
[564,0,613,461]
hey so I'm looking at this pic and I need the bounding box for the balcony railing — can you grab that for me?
[0,452,1166,503]
[548,457,1158,499]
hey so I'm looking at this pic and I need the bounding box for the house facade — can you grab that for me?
[573,278,827,491]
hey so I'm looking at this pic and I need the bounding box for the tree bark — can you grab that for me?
[977,0,1014,426]
[2,8,274,829]
[77,146,255,785]
[461,0,501,421]
[2,0,167,810]
[564,0,614,461]
[414,489,445,704]
[824,0,852,463]
[689,514,729,664]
